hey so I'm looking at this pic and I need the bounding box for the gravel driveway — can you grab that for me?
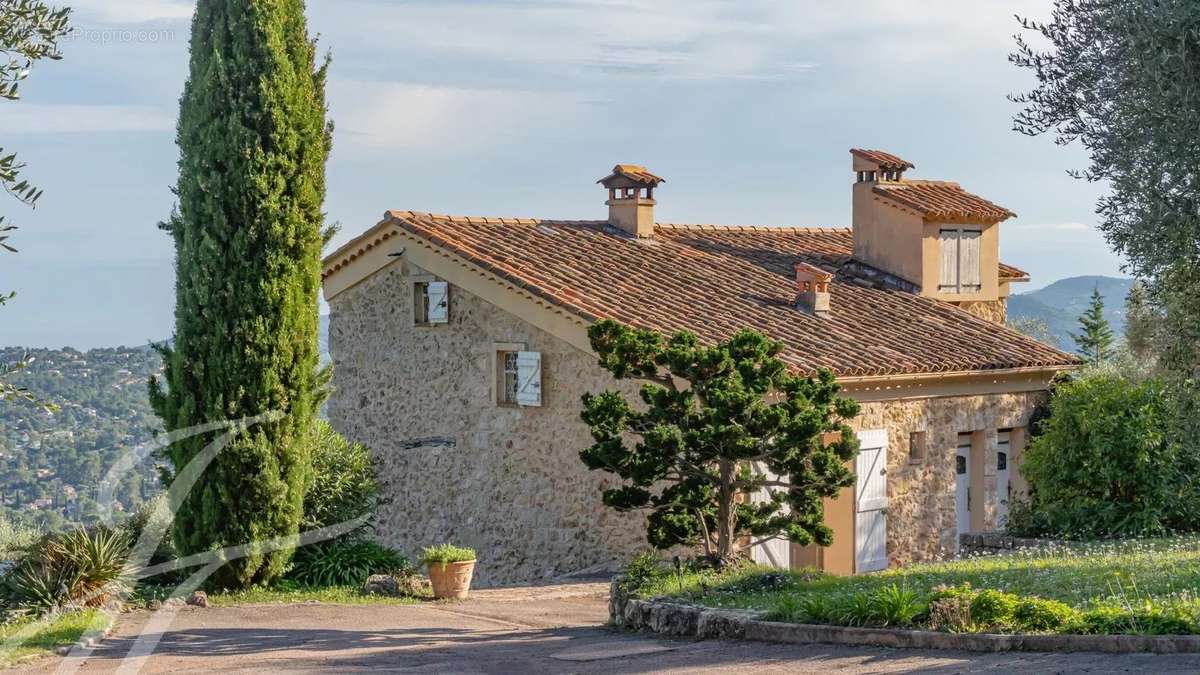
[16,582,1200,674]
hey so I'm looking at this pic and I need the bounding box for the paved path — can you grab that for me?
[17,582,1200,674]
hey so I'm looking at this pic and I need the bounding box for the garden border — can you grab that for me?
[609,579,1200,654]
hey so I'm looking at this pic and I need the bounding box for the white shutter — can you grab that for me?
[515,351,542,407]
[855,429,889,573]
[939,230,959,291]
[426,281,449,324]
[960,230,982,290]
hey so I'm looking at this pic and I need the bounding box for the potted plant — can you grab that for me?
[421,544,476,600]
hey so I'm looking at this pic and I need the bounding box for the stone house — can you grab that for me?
[322,149,1079,586]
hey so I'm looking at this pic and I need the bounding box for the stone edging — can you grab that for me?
[609,579,1200,654]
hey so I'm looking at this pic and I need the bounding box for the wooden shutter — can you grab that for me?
[515,351,542,407]
[939,229,959,291]
[855,429,889,573]
[960,230,982,291]
[426,281,449,323]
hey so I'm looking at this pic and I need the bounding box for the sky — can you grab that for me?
[1,0,1126,349]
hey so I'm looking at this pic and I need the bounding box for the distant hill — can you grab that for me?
[1009,276,1135,348]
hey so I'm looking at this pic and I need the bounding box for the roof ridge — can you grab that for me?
[386,210,608,226]
[655,223,851,234]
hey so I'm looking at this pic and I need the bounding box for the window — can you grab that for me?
[414,280,449,325]
[938,228,982,293]
[495,348,542,407]
[500,352,519,405]
[909,430,927,463]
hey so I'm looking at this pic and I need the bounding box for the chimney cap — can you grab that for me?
[598,164,665,189]
[794,261,834,283]
[850,148,915,172]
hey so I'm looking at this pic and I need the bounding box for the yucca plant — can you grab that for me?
[4,526,132,613]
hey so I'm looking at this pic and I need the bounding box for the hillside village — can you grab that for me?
[0,347,163,528]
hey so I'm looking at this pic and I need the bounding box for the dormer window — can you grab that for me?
[938,228,982,294]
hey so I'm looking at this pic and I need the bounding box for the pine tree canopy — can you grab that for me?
[148,0,331,589]
[579,319,861,563]
[1071,287,1115,365]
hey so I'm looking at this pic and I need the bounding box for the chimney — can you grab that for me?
[795,262,832,317]
[597,164,664,238]
[850,148,922,286]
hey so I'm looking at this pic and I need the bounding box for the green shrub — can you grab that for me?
[1011,371,1195,538]
[621,552,668,594]
[288,541,409,588]
[969,589,1019,629]
[421,544,476,566]
[304,421,387,539]
[0,517,40,559]
[870,584,925,627]
[1013,597,1077,632]
[1069,602,1196,636]
[837,591,876,627]
[120,496,179,570]
[4,526,131,613]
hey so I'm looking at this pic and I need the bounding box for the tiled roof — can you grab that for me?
[351,211,1077,378]
[873,180,1016,223]
[999,262,1030,282]
[851,149,915,170]
[598,164,665,187]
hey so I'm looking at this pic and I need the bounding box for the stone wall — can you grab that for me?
[852,391,1042,566]
[328,261,1046,583]
[327,262,651,587]
[954,298,1008,324]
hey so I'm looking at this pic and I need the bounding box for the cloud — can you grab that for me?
[4,104,174,134]
[329,81,590,153]
[67,0,193,24]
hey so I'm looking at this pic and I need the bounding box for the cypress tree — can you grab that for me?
[1071,287,1115,365]
[149,0,331,588]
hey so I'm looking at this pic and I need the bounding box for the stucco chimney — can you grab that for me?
[597,164,664,238]
[795,262,832,317]
[850,148,921,286]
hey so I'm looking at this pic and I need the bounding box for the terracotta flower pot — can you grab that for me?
[426,560,476,600]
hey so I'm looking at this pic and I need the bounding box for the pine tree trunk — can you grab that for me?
[716,460,738,563]
[148,0,331,589]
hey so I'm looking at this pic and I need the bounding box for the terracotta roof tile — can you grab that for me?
[873,180,1016,223]
[361,213,1078,377]
[851,149,915,170]
[598,164,665,187]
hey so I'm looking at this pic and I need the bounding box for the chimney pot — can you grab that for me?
[597,164,665,238]
[795,262,832,317]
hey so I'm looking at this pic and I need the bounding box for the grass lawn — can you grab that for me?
[628,536,1200,634]
[0,609,111,667]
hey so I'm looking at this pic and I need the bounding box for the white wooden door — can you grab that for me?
[855,430,889,573]
[956,434,972,549]
[749,462,790,569]
[996,430,1011,528]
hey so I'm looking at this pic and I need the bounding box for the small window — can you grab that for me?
[939,228,982,294]
[909,431,926,463]
[955,455,967,475]
[414,280,449,325]
[496,350,542,407]
[997,451,1008,471]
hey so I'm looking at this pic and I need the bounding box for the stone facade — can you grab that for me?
[328,262,651,587]
[328,262,1044,584]
[954,298,1008,324]
[852,393,1040,566]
